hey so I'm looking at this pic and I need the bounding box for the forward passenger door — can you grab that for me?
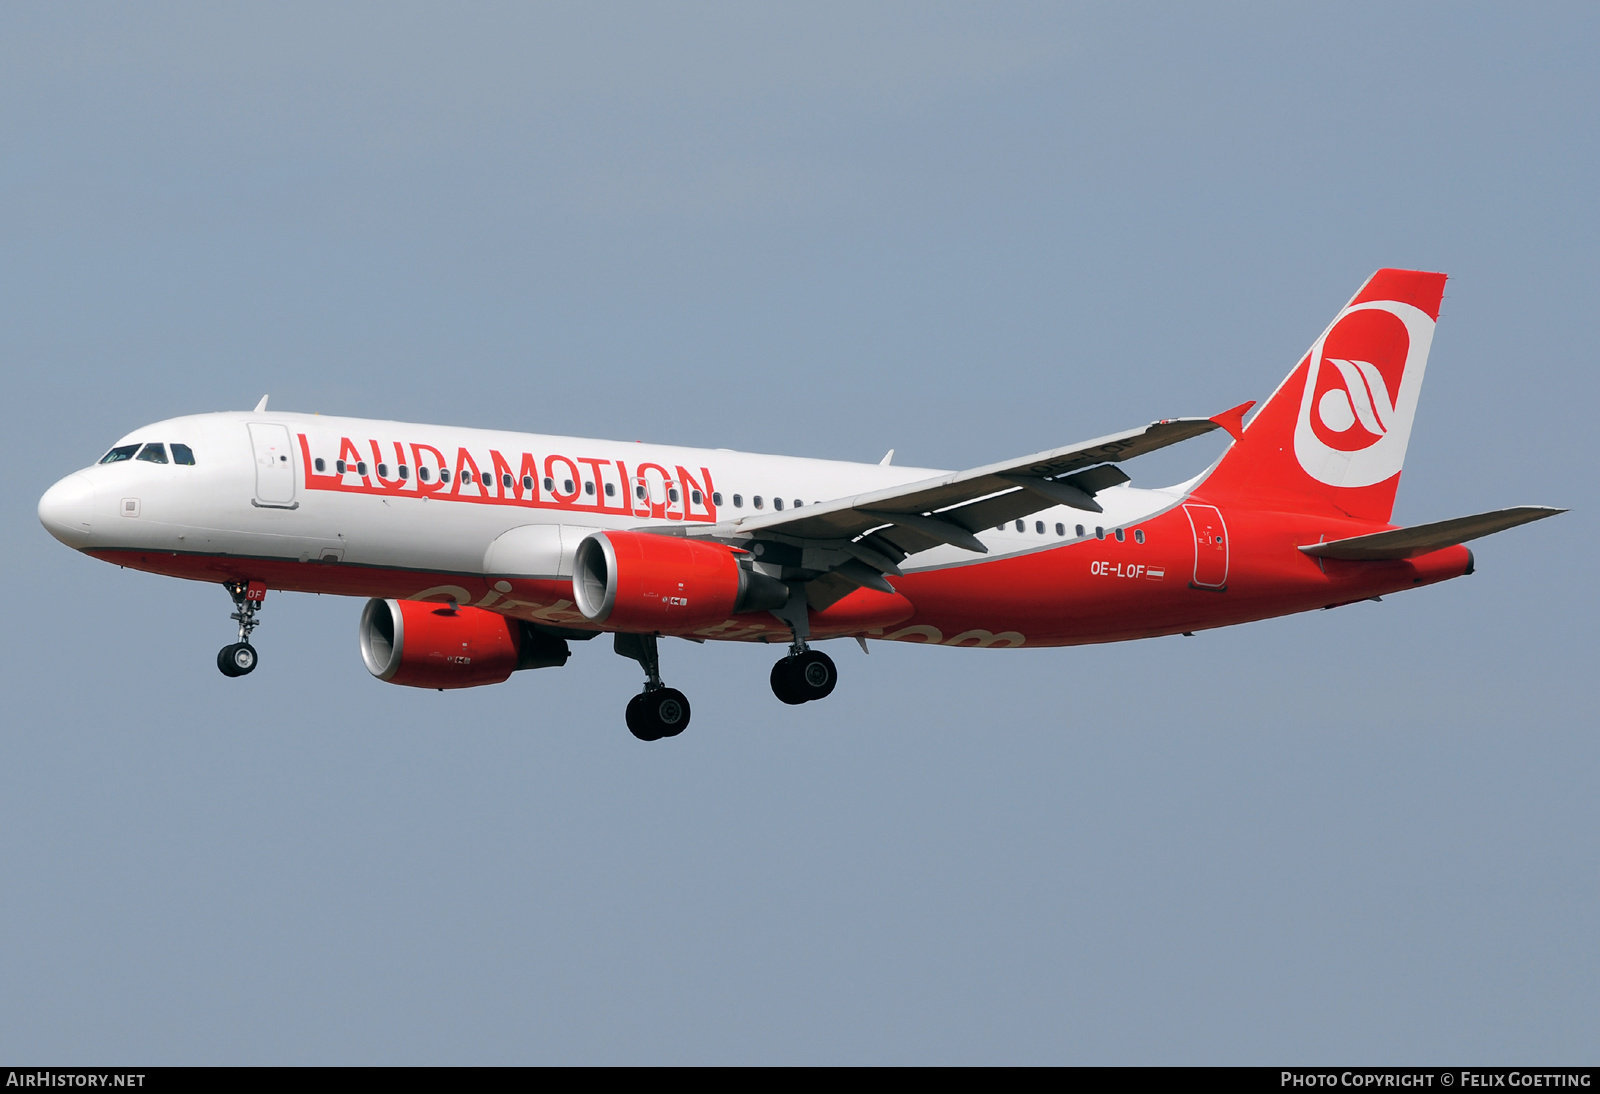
[248,423,297,508]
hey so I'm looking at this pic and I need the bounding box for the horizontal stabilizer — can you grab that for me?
[1299,506,1565,561]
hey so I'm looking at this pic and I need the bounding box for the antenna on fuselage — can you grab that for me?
[254,395,269,411]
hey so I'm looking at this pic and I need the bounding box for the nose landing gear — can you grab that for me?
[217,580,266,678]
[615,633,691,741]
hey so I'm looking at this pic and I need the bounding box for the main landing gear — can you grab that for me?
[217,580,265,678]
[767,584,838,705]
[614,633,690,742]
[770,648,837,705]
[609,586,845,740]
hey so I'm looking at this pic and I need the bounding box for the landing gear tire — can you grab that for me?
[794,650,837,700]
[217,642,258,677]
[627,687,691,741]
[771,649,837,704]
[652,689,690,737]
[625,694,655,740]
[770,659,807,705]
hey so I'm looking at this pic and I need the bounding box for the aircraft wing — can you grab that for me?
[679,415,1225,563]
[1299,506,1565,561]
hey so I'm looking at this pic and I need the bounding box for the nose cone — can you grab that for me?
[39,473,97,548]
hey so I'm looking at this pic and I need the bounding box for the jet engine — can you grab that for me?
[572,530,788,633]
[359,598,571,689]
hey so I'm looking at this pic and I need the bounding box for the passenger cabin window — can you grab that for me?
[712,492,722,506]
[604,482,615,497]
[100,444,140,464]
[440,468,451,483]
[773,497,783,510]
[502,473,513,489]
[585,481,595,495]
[691,489,702,504]
[136,443,168,464]
[566,479,576,494]
[171,443,195,465]
[754,496,764,509]
[336,459,347,474]
[1036,521,1045,534]
[418,466,430,482]
[1095,526,1105,539]
[544,477,554,492]
[378,464,389,478]
[460,469,471,484]
[1014,519,1025,532]
[314,457,326,472]
[1056,523,1065,536]
[1115,528,1125,542]
[733,494,743,508]
[398,465,410,480]
[1134,529,1145,544]
[523,475,535,491]
[1076,524,1085,537]
[635,484,646,500]
[357,462,368,477]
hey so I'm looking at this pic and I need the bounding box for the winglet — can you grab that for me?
[879,449,894,466]
[254,395,269,412]
[1209,400,1254,442]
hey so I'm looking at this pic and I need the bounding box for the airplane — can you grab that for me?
[38,268,1562,741]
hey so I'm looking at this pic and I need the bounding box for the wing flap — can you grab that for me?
[860,510,989,553]
[1300,506,1565,561]
[942,488,1061,534]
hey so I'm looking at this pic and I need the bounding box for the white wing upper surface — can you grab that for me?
[666,416,1223,563]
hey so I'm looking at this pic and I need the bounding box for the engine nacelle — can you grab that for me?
[572,530,788,633]
[359,599,571,689]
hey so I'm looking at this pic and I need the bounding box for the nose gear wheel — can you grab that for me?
[217,642,258,677]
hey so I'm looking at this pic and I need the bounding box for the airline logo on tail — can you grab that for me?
[1293,298,1436,488]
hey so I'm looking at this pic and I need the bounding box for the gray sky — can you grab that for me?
[2,3,1595,1064]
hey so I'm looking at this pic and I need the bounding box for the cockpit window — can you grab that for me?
[171,443,195,465]
[136,443,169,464]
[100,444,140,464]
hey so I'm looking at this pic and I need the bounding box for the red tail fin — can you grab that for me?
[1195,268,1447,524]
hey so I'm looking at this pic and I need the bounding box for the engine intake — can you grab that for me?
[572,530,787,633]
[359,598,571,689]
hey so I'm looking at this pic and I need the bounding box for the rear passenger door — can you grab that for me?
[248,423,297,507]
[1183,503,1228,589]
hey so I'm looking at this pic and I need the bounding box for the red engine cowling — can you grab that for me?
[572,530,786,633]
[360,599,566,689]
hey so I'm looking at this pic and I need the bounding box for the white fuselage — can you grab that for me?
[40,410,1181,582]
